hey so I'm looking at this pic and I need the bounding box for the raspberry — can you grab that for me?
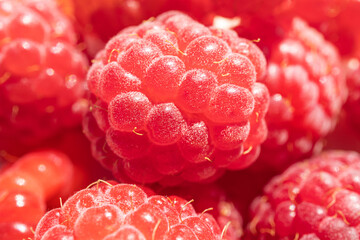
[0,150,73,240]
[35,181,227,240]
[0,0,88,148]
[251,18,346,172]
[161,183,244,240]
[84,11,269,184]
[246,151,360,240]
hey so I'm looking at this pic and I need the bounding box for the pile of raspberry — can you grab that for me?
[247,151,360,240]
[84,11,269,184]
[254,17,346,171]
[35,182,227,240]
[0,0,88,147]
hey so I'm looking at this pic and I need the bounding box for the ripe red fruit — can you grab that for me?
[246,151,360,239]
[84,11,269,185]
[0,150,74,240]
[252,18,346,172]
[0,0,88,149]
[35,181,227,240]
[161,183,244,240]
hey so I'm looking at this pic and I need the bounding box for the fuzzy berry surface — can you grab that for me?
[0,150,73,240]
[246,151,360,240]
[35,181,228,240]
[246,17,346,172]
[84,12,269,184]
[84,11,269,185]
[0,0,88,148]
[160,183,244,240]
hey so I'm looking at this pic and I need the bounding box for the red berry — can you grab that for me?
[84,11,269,184]
[253,17,346,172]
[0,150,74,240]
[0,0,88,147]
[35,182,224,240]
[162,183,244,240]
[247,151,360,239]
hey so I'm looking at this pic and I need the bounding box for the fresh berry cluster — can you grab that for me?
[0,150,73,239]
[247,151,360,239]
[84,11,269,184]
[35,181,227,240]
[1,0,360,240]
[0,0,88,147]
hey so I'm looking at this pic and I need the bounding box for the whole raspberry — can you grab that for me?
[0,0,88,148]
[84,11,269,185]
[252,18,346,172]
[35,181,229,240]
[246,151,360,240]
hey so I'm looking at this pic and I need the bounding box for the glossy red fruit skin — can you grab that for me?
[0,150,74,240]
[35,182,224,240]
[84,11,269,185]
[0,0,88,151]
[246,151,360,240]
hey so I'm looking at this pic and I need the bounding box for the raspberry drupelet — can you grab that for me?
[35,181,231,240]
[161,183,244,240]
[84,11,269,185]
[246,151,360,240]
[0,0,88,148]
[254,18,346,172]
